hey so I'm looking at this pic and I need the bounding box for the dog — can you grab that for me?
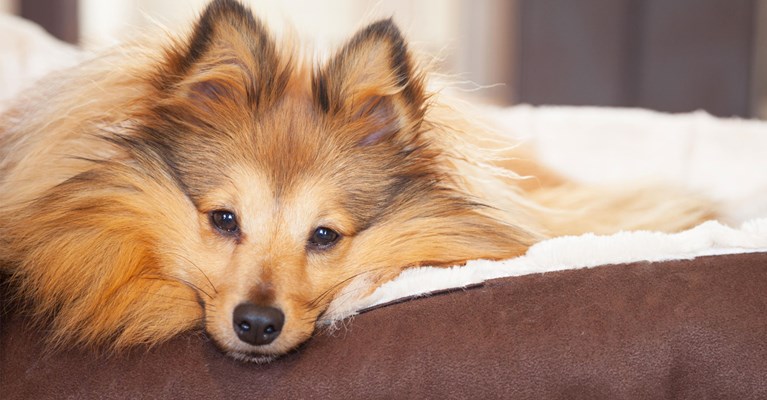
[0,0,714,362]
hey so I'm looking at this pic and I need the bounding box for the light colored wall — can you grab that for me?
[78,0,516,104]
[80,0,460,51]
[0,0,18,14]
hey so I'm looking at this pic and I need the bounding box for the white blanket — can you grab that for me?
[324,106,767,319]
[0,14,79,104]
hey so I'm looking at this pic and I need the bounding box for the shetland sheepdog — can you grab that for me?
[0,0,713,362]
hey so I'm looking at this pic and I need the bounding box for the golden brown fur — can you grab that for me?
[0,0,713,361]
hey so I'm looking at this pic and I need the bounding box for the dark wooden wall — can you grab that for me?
[516,0,756,117]
[19,0,79,44]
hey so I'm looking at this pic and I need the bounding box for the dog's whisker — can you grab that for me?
[139,272,214,301]
[166,252,219,295]
[139,291,200,308]
[304,272,367,311]
[304,265,392,313]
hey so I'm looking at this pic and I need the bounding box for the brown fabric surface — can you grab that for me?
[2,252,767,399]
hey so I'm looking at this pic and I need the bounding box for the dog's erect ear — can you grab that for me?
[158,0,287,111]
[313,19,427,146]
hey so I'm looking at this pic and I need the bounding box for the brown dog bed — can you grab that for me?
[3,251,767,399]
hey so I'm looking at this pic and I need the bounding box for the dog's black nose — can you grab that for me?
[232,303,285,346]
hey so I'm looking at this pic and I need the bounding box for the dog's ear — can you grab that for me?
[313,19,427,146]
[157,0,287,112]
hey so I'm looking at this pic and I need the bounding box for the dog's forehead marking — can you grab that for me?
[230,165,333,242]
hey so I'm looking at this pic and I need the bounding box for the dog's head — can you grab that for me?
[121,0,531,361]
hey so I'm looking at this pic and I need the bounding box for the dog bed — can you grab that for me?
[2,15,767,399]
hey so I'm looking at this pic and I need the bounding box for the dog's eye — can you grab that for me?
[210,210,239,235]
[308,227,340,249]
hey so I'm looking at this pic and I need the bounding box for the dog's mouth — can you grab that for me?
[201,307,317,362]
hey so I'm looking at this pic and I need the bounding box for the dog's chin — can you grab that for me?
[226,350,278,364]
[205,331,288,363]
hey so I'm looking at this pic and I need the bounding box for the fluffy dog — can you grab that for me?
[0,0,712,362]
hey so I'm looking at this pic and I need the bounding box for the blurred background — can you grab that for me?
[2,0,765,118]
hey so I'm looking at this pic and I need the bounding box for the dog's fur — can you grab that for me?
[0,0,714,362]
